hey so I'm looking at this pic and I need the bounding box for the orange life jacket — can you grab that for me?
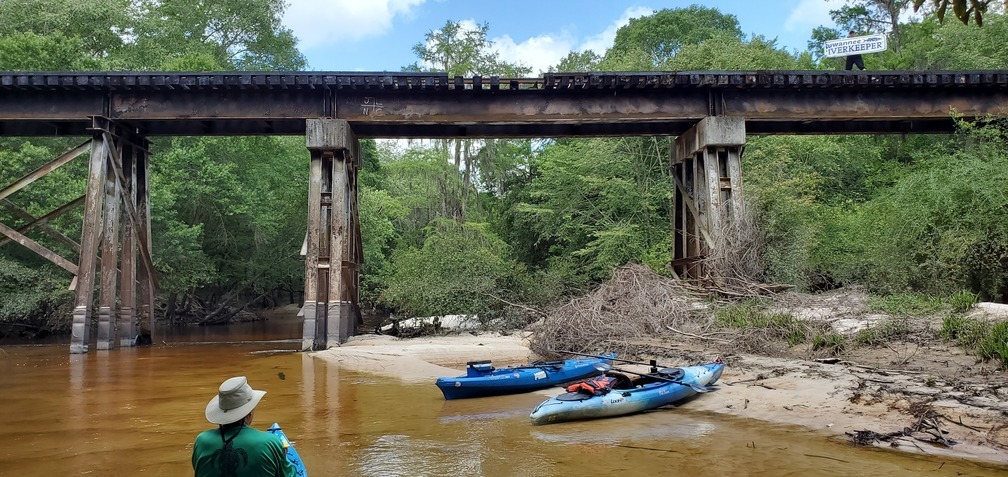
[565,376,616,395]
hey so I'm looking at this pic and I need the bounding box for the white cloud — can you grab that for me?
[283,0,426,49]
[488,5,654,73]
[784,0,834,32]
[491,33,575,75]
[578,6,655,54]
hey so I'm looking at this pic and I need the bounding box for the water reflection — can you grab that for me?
[1,318,1007,476]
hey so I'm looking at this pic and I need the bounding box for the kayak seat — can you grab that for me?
[657,367,685,381]
[466,360,494,376]
[606,372,634,390]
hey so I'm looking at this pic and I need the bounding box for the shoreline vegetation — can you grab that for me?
[316,264,1008,466]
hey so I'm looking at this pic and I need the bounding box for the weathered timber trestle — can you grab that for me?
[302,119,363,350]
[2,71,1007,137]
[670,117,746,278]
[1,70,1007,353]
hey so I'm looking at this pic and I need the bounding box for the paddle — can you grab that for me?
[593,362,710,393]
[559,350,668,371]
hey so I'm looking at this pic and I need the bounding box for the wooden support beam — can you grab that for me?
[70,136,108,354]
[119,143,138,347]
[302,150,322,351]
[135,142,155,343]
[0,140,90,202]
[328,151,348,345]
[727,147,744,215]
[704,147,722,234]
[96,142,122,351]
[0,221,78,273]
[0,196,83,252]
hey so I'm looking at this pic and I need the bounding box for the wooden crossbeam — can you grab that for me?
[0,221,78,274]
[0,140,90,202]
[673,175,714,248]
[0,196,83,252]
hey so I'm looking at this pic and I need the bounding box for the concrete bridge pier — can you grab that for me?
[302,119,363,351]
[670,116,746,279]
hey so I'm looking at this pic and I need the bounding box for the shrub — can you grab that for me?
[0,258,74,333]
[867,293,942,316]
[979,321,1008,366]
[380,220,522,322]
[715,299,805,345]
[940,315,988,347]
[812,332,846,355]
[946,290,979,313]
[856,316,911,345]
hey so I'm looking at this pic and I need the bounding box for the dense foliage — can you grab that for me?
[2,3,1008,336]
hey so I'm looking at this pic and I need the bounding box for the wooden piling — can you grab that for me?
[70,135,108,354]
[118,142,138,347]
[96,136,121,350]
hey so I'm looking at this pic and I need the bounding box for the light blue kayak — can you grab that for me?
[267,423,307,477]
[529,361,724,425]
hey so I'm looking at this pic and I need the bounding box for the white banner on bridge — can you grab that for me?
[823,35,888,58]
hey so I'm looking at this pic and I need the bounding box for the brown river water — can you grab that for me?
[1,314,1006,476]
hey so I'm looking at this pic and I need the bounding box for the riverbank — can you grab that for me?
[312,331,1008,466]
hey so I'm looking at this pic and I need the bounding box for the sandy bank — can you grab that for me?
[312,332,1008,465]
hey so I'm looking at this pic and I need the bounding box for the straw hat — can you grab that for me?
[205,376,266,425]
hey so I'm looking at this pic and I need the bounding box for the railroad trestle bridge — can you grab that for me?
[1,70,1006,353]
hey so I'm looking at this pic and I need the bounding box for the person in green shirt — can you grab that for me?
[192,376,298,477]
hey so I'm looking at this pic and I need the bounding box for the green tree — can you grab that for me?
[912,0,996,25]
[604,6,742,69]
[408,20,531,77]
[550,50,601,72]
[858,118,1008,299]
[0,0,130,61]
[509,137,672,282]
[380,220,520,321]
[0,32,101,70]
[830,0,910,42]
[405,20,531,221]
[125,0,305,70]
[925,11,1008,67]
[666,34,812,70]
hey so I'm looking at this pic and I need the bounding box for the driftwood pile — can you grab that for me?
[528,264,716,358]
[846,405,957,450]
[528,263,823,359]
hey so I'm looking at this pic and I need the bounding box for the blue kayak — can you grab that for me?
[435,353,615,400]
[267,423,308,477]
[529,361,724,425]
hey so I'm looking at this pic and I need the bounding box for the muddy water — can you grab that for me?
[1,316,1006,476]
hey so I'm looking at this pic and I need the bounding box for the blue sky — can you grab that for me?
[281,0,837,73]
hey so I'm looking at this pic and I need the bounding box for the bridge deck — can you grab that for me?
[2,71,1006,137]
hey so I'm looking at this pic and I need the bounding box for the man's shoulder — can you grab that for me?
[239,426,284,445]
[194,428,220,443]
